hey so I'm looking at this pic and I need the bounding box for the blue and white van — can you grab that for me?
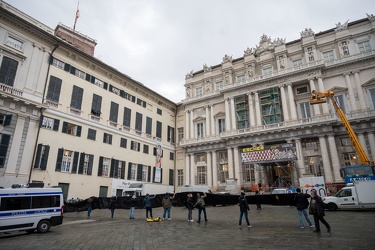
[0,187,64,233]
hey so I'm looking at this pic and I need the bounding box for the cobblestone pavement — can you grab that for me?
[1,204,374,250]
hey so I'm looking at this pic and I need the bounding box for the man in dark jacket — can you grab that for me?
[187,193,195,222]
[143,194,155,218]
[294,188,313,228]
[162,192,175,220]
[309,189,331,233]
[238,192,251,228]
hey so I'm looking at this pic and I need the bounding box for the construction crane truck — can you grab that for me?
[310,90,375,184]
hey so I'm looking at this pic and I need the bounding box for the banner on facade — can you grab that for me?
[241,143,297,163]
[299,176,328,197]
[156,141,163,168]
[154,167,162,183]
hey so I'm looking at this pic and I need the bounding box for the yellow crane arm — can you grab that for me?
[310,90,370,164]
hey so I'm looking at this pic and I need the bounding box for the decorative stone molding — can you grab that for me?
[300,28,314,38]
[222,54,233,63]
[185,70,194,79]
[203,64,212,72]
[334,20,349,32]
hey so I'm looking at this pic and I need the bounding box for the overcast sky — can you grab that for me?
[5,0,375,103]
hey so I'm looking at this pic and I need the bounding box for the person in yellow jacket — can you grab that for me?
[195,192,208,223]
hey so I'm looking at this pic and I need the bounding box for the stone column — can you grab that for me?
[206,151,212,187]
[319,136,333,182]
[185,111,190,140]
[345,74,358,111]
[224,98,231,131]
[230,97,236,130]
[212,151,218,191]
[190,110,194,139]
[210,105,215,136]
[353,72,367,110]
[357,133,369,157]
[206,106,210,136]
[287,140,298,185]
[254,92,262,126]
[254,165,261,185]
[190,154,195,185]
[185,154,190,185]
[309,79,320,116]
[6,116,26,175]
[280,85,289,122]
[233,147,241,187]
[295,138,305,177]
[227,147,234,179]
[368,132,375,163]
[318,78,329,114]
[287,84,298,120]
[327,134,342,182]
[248,93,255,127]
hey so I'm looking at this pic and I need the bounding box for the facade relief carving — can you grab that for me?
[253,34,286,57]
[300,28,314,38]
[203,64,212,72]
[222,54,233,64]
[334,20,349,32]
[185,70,194,79]
[367,13,375,22]
[244,47,254,56]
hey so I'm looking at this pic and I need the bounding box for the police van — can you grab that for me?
[0,186,64,233]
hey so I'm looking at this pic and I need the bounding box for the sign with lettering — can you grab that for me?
[241,143,297,163]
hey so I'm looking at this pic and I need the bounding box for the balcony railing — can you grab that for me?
[0,83,23,96]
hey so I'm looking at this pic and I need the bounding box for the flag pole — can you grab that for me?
[73,1,80,31]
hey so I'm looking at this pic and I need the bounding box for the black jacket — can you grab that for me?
[295,193,310,211]
[238,195,250,212]
[187,196,195,210]
[309,195,325,216]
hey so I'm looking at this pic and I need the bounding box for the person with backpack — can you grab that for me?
[238,192,251,228]
[294,188,314,229]
[143,194,155,219]
[162,192,175,220]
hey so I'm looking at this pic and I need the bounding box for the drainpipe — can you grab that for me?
[28,43,60,184]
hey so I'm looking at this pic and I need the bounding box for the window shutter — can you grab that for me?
[41,145,49,170]
[137,164,143,181]
[62,122,68,133]
[98,156,103,176]
[55,148,64,172]
[85,73,91,82]
[4,115,12,126]
[121,161,126,179]
[131,96,136,103]
[64,63,70,72]
[137,143,140,152]
[110,159,116,178]
[90,76,96,84]
[0,134,10,166]
[88,155,94,175]
[169,169,174,186]
[120,90,125,98]
[160,168,163,183]
[153,167,156,182]
[103,82,108,90]
[70,66,76,75]
[53,119,60,131]
[71,151,79,173]
[34,144,42,169]
[147,166,151,182]
[127,162,132,180]
[109,84,113,92]
[78,152,85,174]
[77,126,82,137]
[49,55,54,64]
[167,126,171,142]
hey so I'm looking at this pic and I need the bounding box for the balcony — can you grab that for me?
[0,83,23,97]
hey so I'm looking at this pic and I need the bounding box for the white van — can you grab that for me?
[0,187,64,233]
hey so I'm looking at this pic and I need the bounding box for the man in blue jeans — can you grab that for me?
[294,188,314,229]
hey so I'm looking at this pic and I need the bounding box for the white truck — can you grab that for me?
[180,185,211,193]
[122,183,174,197]
[322,181,375,211]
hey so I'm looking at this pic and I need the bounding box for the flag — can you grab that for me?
[73,2,80,31]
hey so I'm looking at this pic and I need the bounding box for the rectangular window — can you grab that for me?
[235,95,249,129]
[143,144,149,154]
[135,112,143,132]
[131,141,140,151]
[178,127,184,142]
[170,152,174,160]
[341,41,350,56]
[195,87,203,97]
[262,67,273,77]
[70,85,83,110]
[46,76,62,102]
[299,102,311,119]
[323,50,335,63]
[177,169,183,186]
[196,166,206,185]
[130,163,137,180]
[52,58,64,69]
[215,81,224,91]
[157,108,162,115]
[120,138,127,148]
[167,126,175,143]
[236,75,245,83]
[142,165,148,181]
[41,116,59,131]
[123,107,131,127]
[103,133,113,145]
[259,87,282,125]
[110,85,120,95]
[296,86,309,95]
[156,121,162,138]
[358,41,371,53]
[197,123,204,138]
[87,128,96,140]
[62,150,73,173]
[109,102,119,123]
[82,154,91,175]
[336,94,347,114]
[292,59,303,70]
[146,117,152,135]
[343,153,357,166]
[369,89,375,109]
[91,94,102,117]
[102,157,110,177]
[94,78,104,88]
[62,121,81,137]
[75,69,85,79]
[0,134,11,167]
[6,36,23,50]
[218,118,225,133]
[34,144,50,170]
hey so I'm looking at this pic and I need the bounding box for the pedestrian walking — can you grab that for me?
[294,188,313,229]
[187,193,195,222]
[162,192,175,220]
[195,192,208,223]
[129,195,137,219]
[309,189,331,233]
[143,194,155,218]
[109,196,117,219]
[87,197,94,218]
[255,189,262,210]
[238,192,251,228]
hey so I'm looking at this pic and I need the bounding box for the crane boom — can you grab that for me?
[310,90,370,165]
